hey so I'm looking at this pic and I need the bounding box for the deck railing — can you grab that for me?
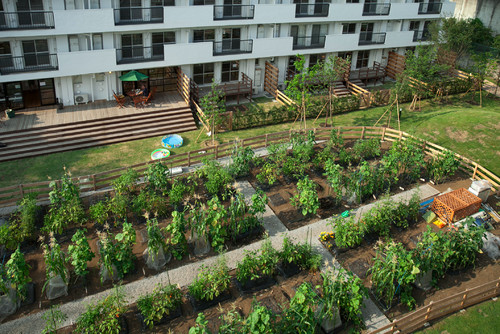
[295,4,329,18]
[413,29,430,42]
[418,2,442,15]
[359,32,386,45]
[362,3,391,16]
[116,46,164,64]
[0,126,498,208]
[113,7,163,25]
[213,39,253,56]
[213,5,254,20]
[0,54,58,75]
[0,11,54,30]
[292,35,326,50]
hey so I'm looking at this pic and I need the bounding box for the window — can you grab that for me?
[92,34,103,50]
[342,23,356,34]
[193,63,214,85]
[65,0,101,9]
[193,29,215,42]
[121,34,143,58]
[337,52,352,60]
[346,0,359,3]
[356,50,370,68]
[22,39,50,67]
[0,42,12,68]
[309,54,326,67]
[152,31,175,56]
[193,0,215,5]
[152,0,175,6]
[409,21,420,31]
[221,61,239,82]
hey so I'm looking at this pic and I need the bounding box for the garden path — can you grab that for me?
[0,180,440,333]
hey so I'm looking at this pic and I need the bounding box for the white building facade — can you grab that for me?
[0,0,455,109]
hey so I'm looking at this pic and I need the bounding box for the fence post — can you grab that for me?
[187,151,191,167]
[265,134,268,147]
[19,184,24,197]
[425,301,433,321]
[229,110,233,131]
[461,289,469,307]
[382,127,386,141]
[91,175,96,191]
[361,126,365,139]
[472,163,478,179]
[215,145,219,159]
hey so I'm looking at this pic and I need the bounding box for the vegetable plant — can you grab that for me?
[242,303,276,333]
[352,138,381,161]
[256,161,279,186]
[89,200,110,226]
[42,237,68,293]
[114,221,136,278]
[329,216,365,249]
[4,247,31,302]
[279,234,322,271]
[67,229,95,280]
[111,168,139,197]
[426,149,460,184]
[0,194,39,250]
[196,159,234,200]
[290,176,319,216]
[189,313,211,334]
[188,256,231,302]
[42,305,67,334]
[144,161,170,195]
[166,211,188,260]
[236,238,278,284]
[229,144,255,178]
[137,283,183,329]
[145,217,167,261]
[279,283,320,333]
[324,159,344,203]
[206,196,228,252]
[74,285,127,334]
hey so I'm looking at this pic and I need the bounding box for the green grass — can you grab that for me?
[0,93,498,188]
[415,298,500,334]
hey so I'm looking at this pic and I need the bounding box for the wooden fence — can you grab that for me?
[0,127,498,208]
[264,61,279,98]
[369,278,500,334]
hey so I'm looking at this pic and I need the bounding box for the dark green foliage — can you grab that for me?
[0,194,39,250]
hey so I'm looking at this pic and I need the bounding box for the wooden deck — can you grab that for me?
[0,92,187,133]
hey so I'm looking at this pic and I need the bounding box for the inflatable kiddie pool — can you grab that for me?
[161,134,183,149]
[151,148,170,160]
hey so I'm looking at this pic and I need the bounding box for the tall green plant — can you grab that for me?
[42,237,68,293]
[5,247,31,301]
[291,176,319,216]
[0,193,39,250]
[144,161,170,195]
[200,81,226,146]
[67,229,95,280]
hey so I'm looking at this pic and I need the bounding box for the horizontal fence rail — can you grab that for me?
[369,278,500,334]
[0,126,498,208]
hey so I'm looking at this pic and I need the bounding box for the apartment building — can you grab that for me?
[0,0,455,110]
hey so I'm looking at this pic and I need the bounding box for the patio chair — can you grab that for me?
[132,95,145,108]
[113,91,127,108]
[150,87,157,100]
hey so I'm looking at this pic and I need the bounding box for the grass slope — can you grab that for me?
[0,94,498,188]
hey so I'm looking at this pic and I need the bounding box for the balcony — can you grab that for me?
[295,4,329,18]
[418,2,442,15]
[358,32,386,45]
[114,7,163,25]
[413,29,430,42]
[362,3,390,16]
[293,36,326,50]
[213,5,254,20]
[0,11,54,30]
[213,39,253,56]
[0,54,58,75]
[116,46,164,65]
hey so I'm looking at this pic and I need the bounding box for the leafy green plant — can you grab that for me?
[279,282,320,333]
[352,138,381,161]
[227,192,250,237]
[166,211,188,260]
[4,247,31,301]
[107,194,129,223]
[114,222,136,278]
[229,144,255,178]
[0,193,39,250]
[89,200,110,226]
[256,161,279,186]
[112,168,139,197]
[189,313,212,334]
[145,217,167,261]
[42,237,68,293]
[381,137,425,185]
[67,229,95,280]
[329,216,365,249]
[144,161,170,195]
[97,229,116,284]
[426,149,460,184]
[279,234,322,272]
[291,176,319,216]
[196,159,234,199]
[370,241,420,309]
[324,159,344,203]
[218,306,245,334]
[169,177,195,208]
[188,256,231,302]
[236,238,278,284]
[321,265,368,330]
[445,219,485,271]
[133,189,168,218]
[137,283,183,329]
[74,285,127,334]
[42,305,67,334]
[206,196,228,252]
[242,302,276,333]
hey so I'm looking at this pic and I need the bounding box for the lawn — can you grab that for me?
[0,93,498,188]
[416,298,500,334]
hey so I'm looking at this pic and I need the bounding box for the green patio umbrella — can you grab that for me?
[119,70,149,81]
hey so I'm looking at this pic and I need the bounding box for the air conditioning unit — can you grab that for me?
[74,94,89,104]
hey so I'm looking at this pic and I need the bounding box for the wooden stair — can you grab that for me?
[349,79,366,89]
[333,81,351,97]
[0,106,197,162]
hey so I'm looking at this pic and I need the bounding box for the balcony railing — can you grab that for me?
[0,11,55,30]
[292,36,326,50]
[295,4,329,18]
[213,39,253,56]
[116,46,164,64]
[0,54,58,75]
[413,29,430,42]
[362,3,390,16]
[418,2,442,15]
[114,7,163,25]
[213,5,254,20]
[358,32,386,45]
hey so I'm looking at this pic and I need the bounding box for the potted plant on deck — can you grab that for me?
[5,109,15,119]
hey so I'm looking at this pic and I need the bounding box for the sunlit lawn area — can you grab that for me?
[0,93,498,188]
[415,298,500,334]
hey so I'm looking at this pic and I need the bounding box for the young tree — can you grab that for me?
[467,52,496,107]
[285,54,313,129]
[200,81,226,146]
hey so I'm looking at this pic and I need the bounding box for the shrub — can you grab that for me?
[188,256,231,302]
[137,283,183,329]
[0,194,39,250]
